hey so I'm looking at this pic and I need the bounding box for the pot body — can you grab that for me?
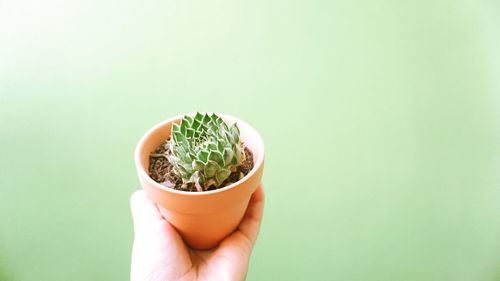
[135,113,265,249]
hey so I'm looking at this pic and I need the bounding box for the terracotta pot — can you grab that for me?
[135,113,265,250]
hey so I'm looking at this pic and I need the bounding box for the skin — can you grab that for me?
[130,186,265,281]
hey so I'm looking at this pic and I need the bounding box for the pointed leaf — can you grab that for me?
[205,179,216,189]
[167,155,180,165]
[192,119,202,130]
[208,150,224,166]
[210,113,218,123]
[186,128,195,138]
[207,142,218,151]
[197,150,209,162]
[212,114,222,125]
[189,152,196,159]
[172,146,184,158]
[218,129,226,140]
[231,123,240,143]
[215,168,231,186]
[204,160,219,177]
[202,113,211,124]
[220,122,228,132]
[194,112,204,121]
[199,123,209,133]
[175,164,189,178]
[198,172,206,185]
[173,131,185,143]
[226,132,235,144]
[183,115,193,124]
[189,171,199,183]
[181,161,194,173]
[223,148,234,165]
[184,152,193,163]
[180,120,188,135]
[192,160,204,171]
[233,144,242,165]
[217,141,224,153]
[209,123,218,133]
[172,123,180,133]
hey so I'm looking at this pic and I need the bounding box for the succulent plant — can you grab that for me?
[167,112,245,191]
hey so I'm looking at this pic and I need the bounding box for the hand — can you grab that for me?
[130,186,265,281]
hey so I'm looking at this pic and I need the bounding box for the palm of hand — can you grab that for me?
[130,187,264,281]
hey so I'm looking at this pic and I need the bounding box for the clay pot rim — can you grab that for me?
[135,112,265,197]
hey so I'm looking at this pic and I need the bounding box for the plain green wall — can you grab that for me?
[1,0,499,280]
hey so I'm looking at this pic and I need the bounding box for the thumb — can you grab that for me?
[130,190,164,234]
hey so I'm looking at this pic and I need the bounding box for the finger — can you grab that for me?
[130,190,164,233]
[237,185,265,246]
[130,190,192,281]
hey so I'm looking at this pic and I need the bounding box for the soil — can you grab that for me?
[149,139,254,192]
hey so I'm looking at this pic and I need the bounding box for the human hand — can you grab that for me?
[130,186,264,281]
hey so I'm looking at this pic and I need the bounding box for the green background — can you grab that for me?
[1,0,499,280]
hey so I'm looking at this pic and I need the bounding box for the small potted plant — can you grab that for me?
[135,112,265,249]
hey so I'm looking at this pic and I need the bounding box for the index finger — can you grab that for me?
[237,185,265,245]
